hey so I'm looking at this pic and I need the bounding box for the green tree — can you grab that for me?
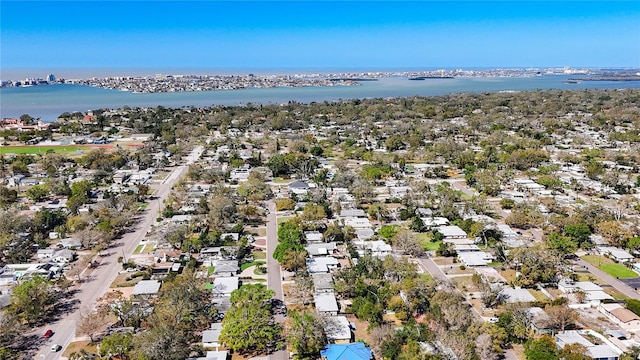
[100,332,133,359]
[26,184,50,202]
[0,186,17,206]
[8,275,59,324]
[524,336,559,360]
[220,284,281,355]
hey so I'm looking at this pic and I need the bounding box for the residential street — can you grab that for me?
[265,200,288,360]
[576,259,640,300]
[34,146,203,360]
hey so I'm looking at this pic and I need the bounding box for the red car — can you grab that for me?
[43,329,53,338]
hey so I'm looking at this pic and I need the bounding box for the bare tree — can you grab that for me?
[77,307,110,343]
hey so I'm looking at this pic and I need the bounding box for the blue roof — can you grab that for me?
[320,343,372,360]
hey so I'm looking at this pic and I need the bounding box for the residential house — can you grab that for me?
[599,303,640,333]
[57,237,82,249]
[36,249,55,260]
[597,246,635,263]
[289,180,310,195]
[213,260,240,277]
[558,278,614,306]
[305,242,337,257]
[52,249,75,263]
[556,330,622,360]
[305,231,324,244]
[306,257,340,274]
[325,316,352,344]
[320,343,373,360]
[314,293,339,316]
[499,287,537,303]
[343,217,372,229]
[438,225,468,240]
[212,277,239,298]
[527,307,553,335]
[356,228,375,241]
[202,323,223,351]
[312,273,334,293]
[132,280,161,298]
[339,209,367,218]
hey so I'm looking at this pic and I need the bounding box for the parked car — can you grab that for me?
[43,329,53,338]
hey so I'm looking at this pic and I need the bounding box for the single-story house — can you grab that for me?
[58,237,82,249]
[132,280,161,298]
[305,231,324,243]
[597,246,635,263]
[325,316,352,344]
[344,217,372,229]
[599,303,640,333]
[305,242,338,257]
[213,260,240,277]
[340,209,367,218]
[458,251,494,267]
[321,342,373,360]
[212,277,239,297]
[312,273,335,293]
[527,307,553,335]
[37,249,55,259]
[187,350,228,360]
[499,287,536,303]
[202,323,223,350]
[52,249,75,263]
[306,257,340,274]
[356,228,375,241]
[556,330,622,360]
[437,225,467,239]
[314,293,339,316]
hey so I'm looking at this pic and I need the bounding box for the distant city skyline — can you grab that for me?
[1,1,639,77]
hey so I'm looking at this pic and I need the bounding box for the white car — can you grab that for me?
[51,344,61,352]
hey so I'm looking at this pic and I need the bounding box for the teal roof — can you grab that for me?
[320,343,372,360]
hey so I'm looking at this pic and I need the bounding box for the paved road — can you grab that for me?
[265,200,284,302]
[264,200,288,360]
[34,146,203,360]
[417,257,449,283]
[576,259,640,300]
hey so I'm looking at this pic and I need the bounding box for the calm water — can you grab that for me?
[2,76,640,122]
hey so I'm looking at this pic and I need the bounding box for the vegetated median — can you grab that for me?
[581,254,639,279]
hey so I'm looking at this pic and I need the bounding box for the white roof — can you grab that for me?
[499,287,536,303]
[132,280,161,296]
[458,251,493,267]
[306,257,339,273]
[314,293,339,313]
[438,225,467,238]
[325,316,351,341]
[212,277,239,296]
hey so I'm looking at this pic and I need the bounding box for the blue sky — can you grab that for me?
[1,1,639,76]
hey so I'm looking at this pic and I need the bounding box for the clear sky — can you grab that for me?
[1,1,639,77]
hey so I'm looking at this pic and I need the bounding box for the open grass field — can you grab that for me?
[0,144,115,155]
[582,254,638,279]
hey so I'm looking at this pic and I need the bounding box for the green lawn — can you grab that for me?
[416,233,441,252]
[241,261,266,271]
[133,244,144,254]
[582,254,638,279]
[253,251,267,260]
[0,145,101,155]
[599,264,638,279]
